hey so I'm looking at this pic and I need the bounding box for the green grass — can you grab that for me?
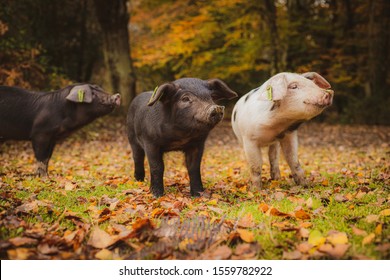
[0,119,389,259]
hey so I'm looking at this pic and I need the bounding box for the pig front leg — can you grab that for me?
[280,130,306,185]
[185,143,205,197]
[243,138,263,190]
[32,135,55,177]
[130,141,146,181]
[268,142,281,180]
[144,144,165,197]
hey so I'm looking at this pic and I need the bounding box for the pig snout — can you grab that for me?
[208,105,224,124]
[304,89,334,108]
[111,94,121,106]
[318,89,333,107]
[323,89,334,106]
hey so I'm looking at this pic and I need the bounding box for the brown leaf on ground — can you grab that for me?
[87,226,117,249]
[237,213,255,228]
[233,243,259,259]
[128,218,155,240]
[274,191,285,201]
[283,250,302,260]
[351,226,367,236]
[200,245,232,260]
[8,237,38,247]
[366,215,379,223]
[269,207,289,217]
[37,243,59,255]
[298,227,310,238]
[334,194,348,202]
[376,243,390,254]
[318,243,350,259]
[15,200,53,214]
[7,248,35,260]
[297,242,313,254]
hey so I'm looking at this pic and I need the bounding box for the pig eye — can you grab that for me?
[289,83,298,89]
[181,96,191,103]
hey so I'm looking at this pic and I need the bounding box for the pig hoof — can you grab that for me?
[134,174,145,181]
[151,187,164,198]
[36,169,48,177]
[293,177,308,186]
[190,190,203,197]
[190,185,204,197]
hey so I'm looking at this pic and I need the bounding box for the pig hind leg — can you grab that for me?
[32,135,55,177]
[268,142,281,180]
[130,141,146,181]
[280,131,306,185]
[243,138,263,190]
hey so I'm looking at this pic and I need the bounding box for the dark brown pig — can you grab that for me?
[0,84,121,176]
[127,78,237,197]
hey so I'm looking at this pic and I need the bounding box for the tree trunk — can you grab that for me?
[259,0,282,75]
[93,0,136,109]
[285,0,312,71]
[367,0,390,99]
[77,0,87,81]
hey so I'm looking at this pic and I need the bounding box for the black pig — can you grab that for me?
[0,84,121,176]
[127,78,237,197]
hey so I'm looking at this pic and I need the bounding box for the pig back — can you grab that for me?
[0,86,43,140]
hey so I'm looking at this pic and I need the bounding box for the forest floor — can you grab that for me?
[0,116,389,260]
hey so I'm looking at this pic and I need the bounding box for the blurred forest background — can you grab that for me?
[0,0,389,124]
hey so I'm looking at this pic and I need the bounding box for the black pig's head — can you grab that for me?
[66,84,121,117]
[147,78,237,131]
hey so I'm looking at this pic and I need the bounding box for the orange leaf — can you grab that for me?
[327,231,348,245]
[269,207,289,217]
[380,209,390,216]
[362,233,375,245]
[259,202,269,213]
[237,229,254,243]
[295,209,311,220]
[299,222,313,228]
[375,224,382,235]
[151,208,164,218]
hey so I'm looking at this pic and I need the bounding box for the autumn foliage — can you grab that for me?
[1,0,389,123]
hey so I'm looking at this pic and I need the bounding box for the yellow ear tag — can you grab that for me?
[266,85,273,100]
[77,89,84,102]
[149,86,159,103]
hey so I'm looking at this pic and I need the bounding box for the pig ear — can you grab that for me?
[301,72,331,89]
[66,85,93,103]
[147,83,178,106]
[207,79,238,101]
[258,74,288,101]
